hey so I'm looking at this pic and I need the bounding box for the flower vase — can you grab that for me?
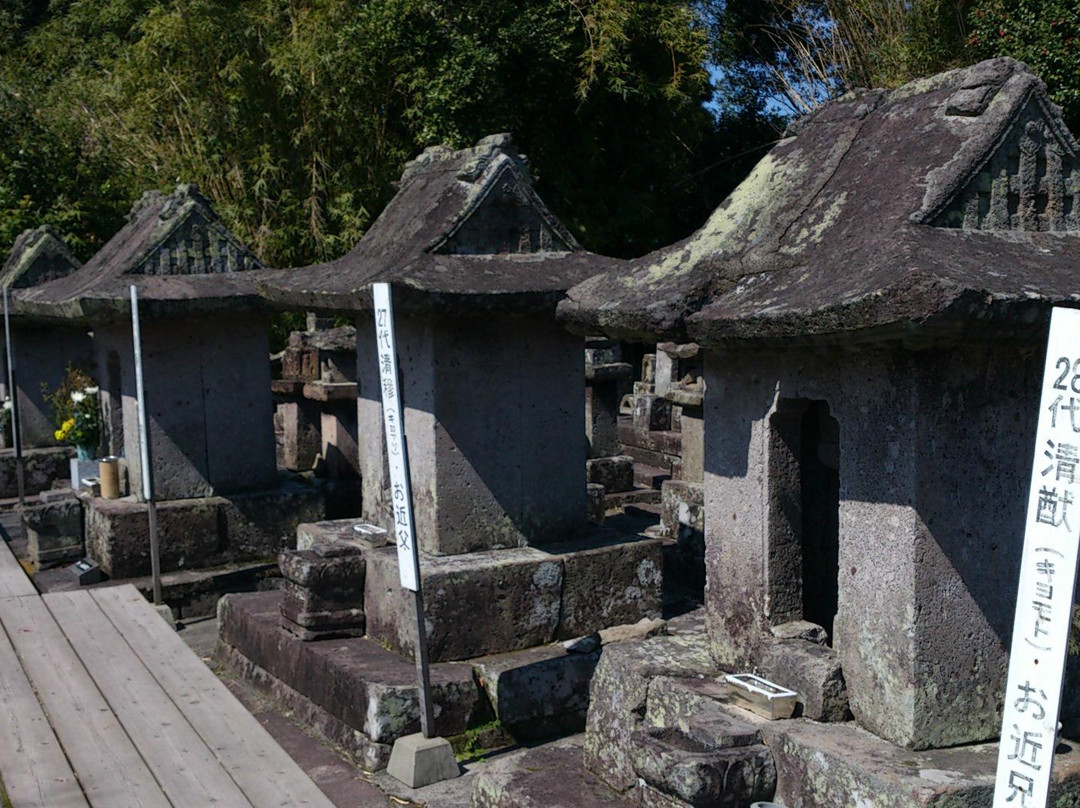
[76,445,95,461]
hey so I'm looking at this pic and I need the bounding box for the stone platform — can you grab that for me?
[217,589,640,768]
[364,531,662,662]
[84,476,328,577]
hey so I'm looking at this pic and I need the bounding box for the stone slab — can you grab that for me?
[553,533,662,640]
[763,719,1080,808]
[21,498,83,567]
[470,739,635,808]
[586,455,634,493]
[296,519,390,551]
[0,446,73,499]
[473,643,600,740]
[218,590,480,746]
[85,481,326,578]
[366,532,662,662]
[583,626,714,794]
[365,545,563,662]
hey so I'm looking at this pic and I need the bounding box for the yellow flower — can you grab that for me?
[54,429,64,441]
[63,418,75,430]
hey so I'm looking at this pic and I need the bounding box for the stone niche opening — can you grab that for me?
[767,399,840,645]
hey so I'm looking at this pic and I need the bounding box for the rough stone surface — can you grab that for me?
[660,479,704,593]
[762,719,1080,808]
[21,497,83,567]
[586,483,605,525]
[0,447,74,499]
[218,591,481,746]
[629,727,775,808]
[296,518,389,551]
[586,455,634,493]
[357,311,586,556]
[558,59,1080,346]
[470,739,634,808]
[84,480,326,577]
[214,641,392,771]
[473,644,600,739]
[700,344,1043,748]
[758,638,850,722]
[555,534,662,639]
[278,546,366,639]
[583,627,713,793]
[364,546,563,662]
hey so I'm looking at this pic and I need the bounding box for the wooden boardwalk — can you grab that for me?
[0,539,336,808]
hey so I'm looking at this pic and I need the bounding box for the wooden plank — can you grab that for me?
[43,591,253,808]
[92,586,335,808]
[0,537,36,600]
[0,619,89,808]
[0,595,170,808]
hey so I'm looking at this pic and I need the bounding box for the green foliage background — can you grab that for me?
[0,0,781,267]
[2,0,1078,272]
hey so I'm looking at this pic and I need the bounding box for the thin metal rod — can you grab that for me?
[130,286,161,604]
[3,289,24,507]
[412,586,435,738]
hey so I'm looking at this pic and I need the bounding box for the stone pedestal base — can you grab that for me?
[21,494,83,567]
[387,733,459,789]
[365,531,662,662]
[84,477,326,577]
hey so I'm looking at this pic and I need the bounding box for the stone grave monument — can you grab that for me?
[217,134,663,769]
[15,184,326,587]
[540,58,1080,807]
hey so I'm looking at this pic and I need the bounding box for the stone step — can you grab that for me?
[634,463,672,489]
[470,738,636,808]
[216,589,481,770]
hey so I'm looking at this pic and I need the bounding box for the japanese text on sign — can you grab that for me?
[994,308,1080,807]
[373,283,419,592]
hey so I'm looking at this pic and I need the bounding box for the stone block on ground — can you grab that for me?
[279,545,366,640]
[633,394,672,432]
[386,733,460,789]
[85,496,220,578]
[586,455,634,493]
[583,623,714,794]
[218,590,481,747]
[21,496,83,567]
[758,638,850,722]
[296,518,390,551]
[470,739,635,808]
[554,532,662,640]
[473,644,600,740]
[365,545,563,662]
[629,727,775,808]
[0,446,73,499]
[762,719,1080,807]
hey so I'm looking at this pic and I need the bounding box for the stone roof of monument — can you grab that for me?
[560,58,1080,348]
[259,133,619,316]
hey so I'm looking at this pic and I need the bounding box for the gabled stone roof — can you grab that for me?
[0,226,81,291]
[16,184,269,322]
[259,133,619,315]
[560,58,1080,348]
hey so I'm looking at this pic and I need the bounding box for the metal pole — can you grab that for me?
[3,289,24,507]
[130,286,161,604]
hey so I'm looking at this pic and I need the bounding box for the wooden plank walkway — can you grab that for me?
[0,539,336,808]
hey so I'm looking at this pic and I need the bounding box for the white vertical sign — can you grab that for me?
[373,283,420,592]
[994,307,1080,808]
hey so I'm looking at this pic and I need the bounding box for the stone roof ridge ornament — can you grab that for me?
[913,59,1080,231]
[1,225,81,290]
[424,135,581,255]
[122,183,264,277]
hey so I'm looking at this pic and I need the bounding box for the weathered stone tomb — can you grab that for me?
[16,184,324,578]
[555,57,1080,806]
